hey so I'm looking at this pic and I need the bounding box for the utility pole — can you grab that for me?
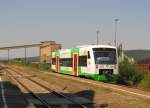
[114,19,119,46]
[38,47,41,71]
[96,30,99,45]
[24,47,27,62]
[8,49,10,63]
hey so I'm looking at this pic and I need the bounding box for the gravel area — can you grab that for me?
[4,66,92,108]
[6,64,150,108]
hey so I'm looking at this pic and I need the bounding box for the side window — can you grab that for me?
[60,58,72,67]
[88,51,90,59]
[52,58,56,65]
[79,56,87,66]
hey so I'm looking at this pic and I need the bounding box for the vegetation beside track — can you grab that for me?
[118,58,150,91]
[1,60,51,71]
[117,58,144,86]
[1,60,150,108]
[139,73,150,90]
[7,64,150,108]
[1,59,150,91]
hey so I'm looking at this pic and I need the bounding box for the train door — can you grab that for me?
[73,53,78,76]
[87,51,91,72]
[56,56,60,72]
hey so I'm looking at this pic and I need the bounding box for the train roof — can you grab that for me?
[75,44,116,49]
[52,44,117,53]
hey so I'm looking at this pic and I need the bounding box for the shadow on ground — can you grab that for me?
[0,80,108,108]
[0,81,28,108]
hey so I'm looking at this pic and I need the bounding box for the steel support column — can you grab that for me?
[8,49,10,62]
[24,47,27,62]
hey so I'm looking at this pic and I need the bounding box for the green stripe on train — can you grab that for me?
[78,73,107,81]
[60,70,73,75]
[59,68,108,81]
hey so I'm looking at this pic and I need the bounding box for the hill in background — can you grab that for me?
[125,50,150,62]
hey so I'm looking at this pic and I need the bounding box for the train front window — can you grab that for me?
[93,48,116,64]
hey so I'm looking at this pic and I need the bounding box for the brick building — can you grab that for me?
[136,58,150,72]
[40,41,61,63]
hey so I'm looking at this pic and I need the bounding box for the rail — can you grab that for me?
[6,70,52,108]
[6,67,87,108]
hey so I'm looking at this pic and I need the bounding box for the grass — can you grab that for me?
[139,73,150,90]
[1,60,51,71]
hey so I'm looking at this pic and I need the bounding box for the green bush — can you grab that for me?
[139,73,150,90]
[117,58,144,86]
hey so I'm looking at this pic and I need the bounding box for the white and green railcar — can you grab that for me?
[51,45,118,81]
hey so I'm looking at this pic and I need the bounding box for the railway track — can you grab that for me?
[7,74,52,108]
[22,68,150,100]
[1,64,150,108]
[5,69,53,108]
[5,67,93,108]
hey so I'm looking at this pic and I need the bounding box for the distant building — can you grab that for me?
[136,64,150,72]
[136,58,150,72]
[137,58,150,64]
[40,41,61,63]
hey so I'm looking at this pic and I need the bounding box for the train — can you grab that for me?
[51,45,118,81]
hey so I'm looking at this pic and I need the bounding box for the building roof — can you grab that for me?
[137,58,150,64]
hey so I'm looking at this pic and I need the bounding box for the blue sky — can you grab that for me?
[0,0,150,58]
